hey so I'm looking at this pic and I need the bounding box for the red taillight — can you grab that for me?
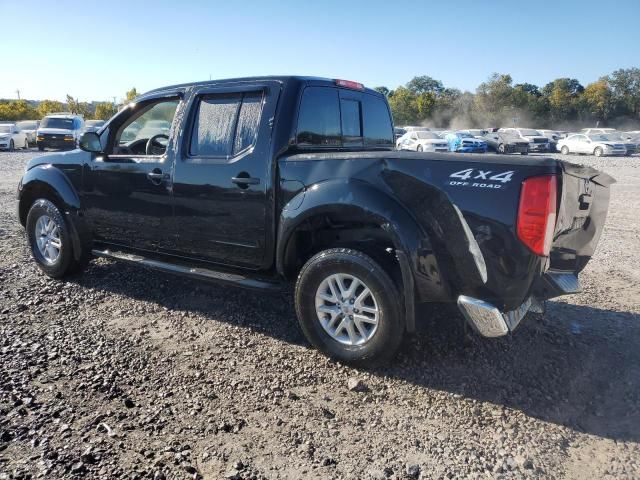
[335,79,365,90]
[517,175,557,256]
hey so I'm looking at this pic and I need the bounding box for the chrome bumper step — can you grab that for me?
[457,295,533,338]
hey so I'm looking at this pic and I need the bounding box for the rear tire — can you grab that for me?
[416,144,423,152]
[26,199,75,278]
[561,146,570,155]
[24,139,29,149]
[9,140,14,152]
[38,145,45,151]
[520,151,528,155]
[497,143,505,154]
[594,147,603,157]
[295,248,404,366]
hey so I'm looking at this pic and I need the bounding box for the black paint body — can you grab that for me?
[17,76,614,324]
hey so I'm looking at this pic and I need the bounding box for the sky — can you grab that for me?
[1,0,639,102]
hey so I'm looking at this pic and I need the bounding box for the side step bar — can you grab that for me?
[91,248,284,292]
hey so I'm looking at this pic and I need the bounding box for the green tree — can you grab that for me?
[65,95,92,117]
[94,102,118,120]
[0,100,38,121]
[406,76,444,95]
[374,86,390,97]
[37,100,65,117]
[608,68,640,118]
[387,87,419,125]
[582,79,614,122]
[474,73,515,124]
[125,88,139,102]
[542,78,584,124]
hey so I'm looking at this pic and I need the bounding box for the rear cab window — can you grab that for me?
[296,86,393,149]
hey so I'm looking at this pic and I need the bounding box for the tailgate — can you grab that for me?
[550,162,615,273]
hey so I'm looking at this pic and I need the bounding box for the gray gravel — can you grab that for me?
[0,149,639,479]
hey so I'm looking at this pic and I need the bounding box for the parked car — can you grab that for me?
[83,120,105,133]
[394,127,406,142]
[538,129,563,152]
[557,133,627,156]
[482,131,529,154]
[498,128,550,152]
[396,130,448,152]
[403,126,430,132]
[461,129,488,139]
[17,75,613,365]
[444,131,488,153]
[16,120,39,146]
[498,128,549,152]
[580,128,618,136]
[601,132,637,155]
[0,123,29,150]
[36,113,84,151]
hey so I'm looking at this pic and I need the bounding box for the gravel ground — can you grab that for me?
[0,149,639,480]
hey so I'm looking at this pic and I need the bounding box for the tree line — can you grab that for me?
[377,68,640,130]
[0,88,139,122]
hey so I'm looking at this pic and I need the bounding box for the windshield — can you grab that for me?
[40,117,74,129]
[17,121,37,130]
[519,129,541,136]
[417,131,440,140]
[0,125,12,133]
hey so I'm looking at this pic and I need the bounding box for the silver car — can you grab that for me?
[557,134,626,157]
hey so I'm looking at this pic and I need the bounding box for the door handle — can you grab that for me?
[231,175,260,186]
[147,169,169,184]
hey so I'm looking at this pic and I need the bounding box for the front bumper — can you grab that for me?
[529,143,549,152]
[0,140,10,149]
[37,138,76,149]
[506,144,529,154]
[456,145,488,153]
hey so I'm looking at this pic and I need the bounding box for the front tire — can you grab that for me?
[295,248,404,366]
[9,140,14,151]
[416,144,423,152]
[26,199,76,278]
[497,143,505,154]
[561,146,570,155]
[594,147,603,157]
[24,139,29,149]
[38,145,45,151]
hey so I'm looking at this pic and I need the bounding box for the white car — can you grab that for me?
[0,123,29,151]
[16,120,39,145]
[498,128,550,152]
[557,133,626,157]
[397,130,448,152]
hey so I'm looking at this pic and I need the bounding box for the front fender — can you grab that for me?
[18,164,81,224]
[18,164,89,262]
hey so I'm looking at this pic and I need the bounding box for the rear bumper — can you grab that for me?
[458,271,581,337]
[457,295,532,337]
[529,143,549,152]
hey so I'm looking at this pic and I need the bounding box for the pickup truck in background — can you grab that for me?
[17,76,614,364]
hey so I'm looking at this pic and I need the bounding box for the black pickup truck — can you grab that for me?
[17,76,614,364]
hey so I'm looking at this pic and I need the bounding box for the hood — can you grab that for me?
[26,149,88,171]
[37,128,75,135]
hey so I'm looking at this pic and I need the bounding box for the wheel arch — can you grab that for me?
[18,165,89,262]
[277,179,448,332]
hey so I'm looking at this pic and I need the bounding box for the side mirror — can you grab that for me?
[79,132,102,153]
